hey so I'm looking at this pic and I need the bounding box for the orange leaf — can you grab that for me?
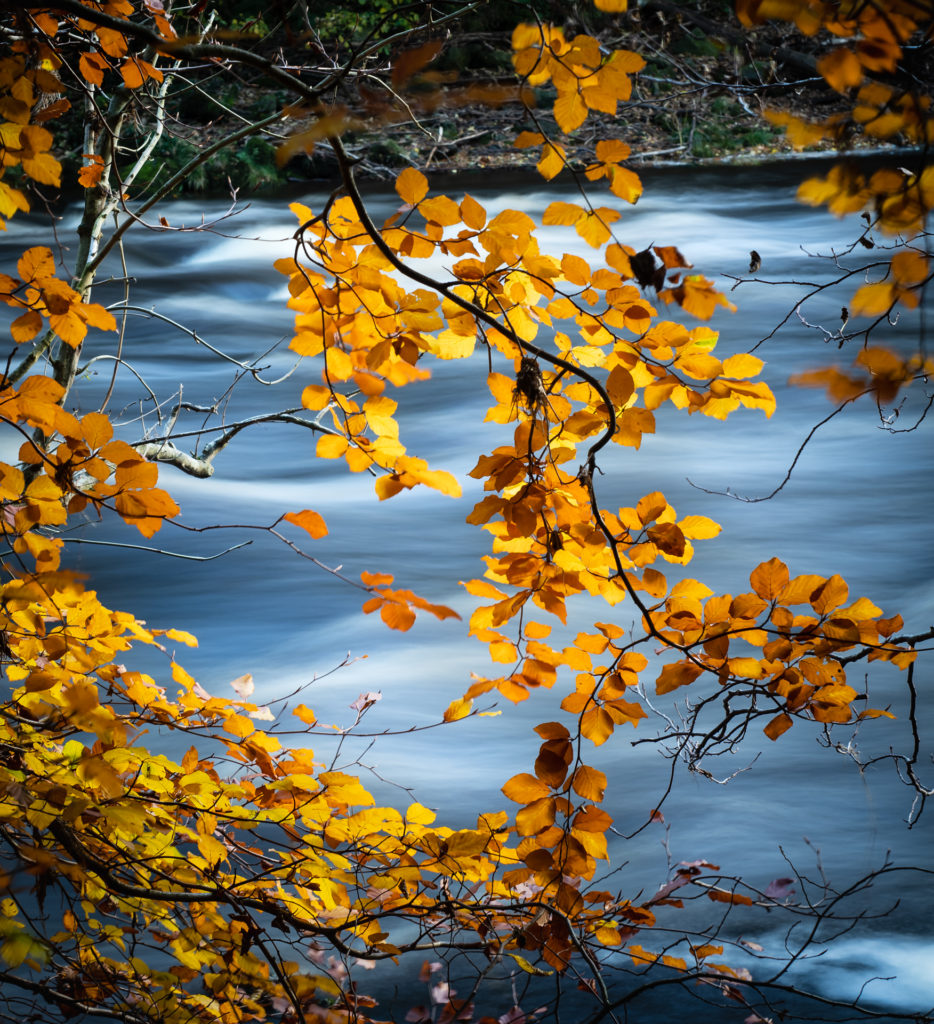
[283,509,328,539]
[514,131,545,149]
[764,712,793,741]
[891,250,928,287]
[817,48,863,93]
[581,706,614,746]
[750,557,789,601]
[572,805,613,832]
[655,660,703,695]
[78,163,104,188]
[391,40,443,89]
[361,571,394,586]
[571,764,607,802]
[10,310,43,344]
[79,52,108,87]
[502,773,551,803]
[395,167,429,206]
[380,601,416,631]
[516,796,556,835]
[810,574,848,614]
[851,282,895,317]
[707,889,753,906]
[606,365,634,406]
[653,245,692,270]
[646,522,686,558]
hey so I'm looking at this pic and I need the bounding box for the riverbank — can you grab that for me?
[108,0,913,197]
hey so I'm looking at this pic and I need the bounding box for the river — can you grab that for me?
[2,155,932,1020]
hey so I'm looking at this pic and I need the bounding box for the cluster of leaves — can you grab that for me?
[751,1,933,325]
[0,1,930,1023]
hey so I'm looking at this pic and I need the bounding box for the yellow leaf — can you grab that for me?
[593,0,627,10]
[293,703,317,725]
[164,629,198,647]
[554,90,587,133]
[197,833,227,866]
[316,434,348,458]
[721,353,764,379]
[576,209,620,248]
[678,515,721,540]
[543,201,584,226]
[514,130,545,149]
[420,195,460,226]
[508,953,554,976]
[223,714,256,739]
[406,801,437,825]
[302,384,332,410]
[537,141,565,181]
[460,194,487,229]
[608,164,642,203]
[443,697,473,722]
[595,138,630,163]
[727,657,764,678]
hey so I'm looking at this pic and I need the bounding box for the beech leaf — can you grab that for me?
[283,509,328,539]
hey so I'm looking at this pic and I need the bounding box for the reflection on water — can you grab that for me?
[1,157,932,1010]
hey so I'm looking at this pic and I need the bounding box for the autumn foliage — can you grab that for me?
[0,1,931,1022]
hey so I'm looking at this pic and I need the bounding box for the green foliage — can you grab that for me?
[693,98,781,156]
[133,135,279,195]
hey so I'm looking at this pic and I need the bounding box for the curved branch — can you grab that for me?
[62,537,252,561]
[687,392,864,502]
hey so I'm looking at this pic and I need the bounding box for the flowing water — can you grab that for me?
[2,156,933,1018]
